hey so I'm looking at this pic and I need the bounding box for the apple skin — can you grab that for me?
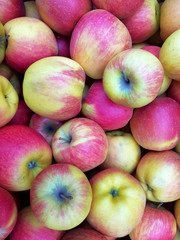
[136,150,180,202]
[100,130,141,173]
[159,29,180,81]
[174,228,180,240]
[0,22,7,64]
[167,80,180,105]
[0,0,25,25]
[36,0,92,36]
[160,0,180,41]
[0,75,19,127]
[175,141,180,154]
[103,48,164,108]
[122,0,160,43]
[56,34,71,58]
[0,125,52,191]
[24,0,41,19]
[91,0,144,19]
[30,163,92,231]
[130,97,180,151]
[174,198,180,229]
[0,187,18,240]
[129,203,177,240]
[29,113,64,145]
[7,100,33,126]
[9,206,65,240]
[81,81,133,130]
[4,17,58,73]
[70,9,132,79]
[52,118,108,172]
[23,56,86,121]
[86,168,146,238]
[141,45,172,95]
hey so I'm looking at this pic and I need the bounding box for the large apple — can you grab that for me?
[129,203,177,240]
[23,56,86,121]
[100,130,141,173]
[81,81,133,130]
[52,118,108,172]
[36,0,92,36]
[121,0,160,43]
[0,0,25,25]
[159,29,180,81]
[91,0,144,19]
[0,75,19,127]
[0,187,18,239]
[4,17,58,73]
[30,163,92,230]
[136,150,180,202]
[130,97,180,151]
[167,80,180,105]
[174,198,180,229]
[10,206,65,240]
[70,9,132,79]
[103,49,164,108]
[86,168,146,238]
[0,125,52,191]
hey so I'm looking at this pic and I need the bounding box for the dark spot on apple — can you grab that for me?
[110,189,118,198]
[147,184,152,191]
[28,161,38,170]
[4,95,7,99]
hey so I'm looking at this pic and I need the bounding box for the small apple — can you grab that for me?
[52,117,108,172]
[0,125,52,191]
[136,150,180,202]
[167,80,180,105]
[103,48,164,108]
[24,0,41,19]
[174,198,180,229]
[30,163,92,230]
[0,75,19,127]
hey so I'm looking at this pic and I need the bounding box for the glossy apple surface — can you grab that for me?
[30,163,92,230]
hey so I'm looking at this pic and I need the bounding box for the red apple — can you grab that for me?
[56,34,71,58]
[167,80,180,105]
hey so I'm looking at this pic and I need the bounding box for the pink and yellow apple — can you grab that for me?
[103,49,164,108]
[136,150,180,202]
[30,163,92,230]
[52,118,108,172]
[36,0,92,36]
[23,56,86,121]
[174,198,180,229]
[86,168,146,238]
[81,81,133,130]
[0,125,52,191]
[130,97,180,151]
[0,187,18,240]
[4,17,58,73]
[70,9,132,79]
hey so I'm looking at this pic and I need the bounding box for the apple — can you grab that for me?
[160,0,180,41]
[159,29,180,81]
[130,97,180,151]
[129,203,177,240]
[23,56,86,121]
[70,9,132,79]
[174,198,180,229]
[121,0,160,43]
[30,163,92,230]
[141,45,172,95]
[0,62,21,95]
[103,48,164,108]
[91,0,144,19]
[0,125,52,191]
[86,168,146,238]
[81,81,133,130]
[24,0,41,19]
[7,100,33,126]
[36,0,92,36]
[136,150,180,202]
[29,113,64,145]
[100,130,141,173]
[4,17,58,73]
[0,75,19,127]
[174,228,180,240]
[56,34,71,58]
[52,117,108,172]
[0,0,25,25]
[167,80,180,105]
[10,206,65,240]
[0,187,18,239]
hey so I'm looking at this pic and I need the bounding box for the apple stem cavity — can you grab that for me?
[28,161,38,169]
[0,34,10,42]
[147,184,152,191]
[59,193,73,201]
[120,70,130,84]
[110,189,118,198]
[59,135,72,144]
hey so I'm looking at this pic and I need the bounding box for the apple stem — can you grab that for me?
[59,193,73,201]
[0,34,10,42]
[157,202,163,209]
[120,70,130,83]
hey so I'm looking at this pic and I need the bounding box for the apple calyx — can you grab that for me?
[120,69,130,84]
[0,34,10,42]
[147,184,152,191]
[28,161,38,169]
[110,189,118,198]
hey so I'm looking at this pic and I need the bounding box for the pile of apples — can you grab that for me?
[0,0,180,239]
